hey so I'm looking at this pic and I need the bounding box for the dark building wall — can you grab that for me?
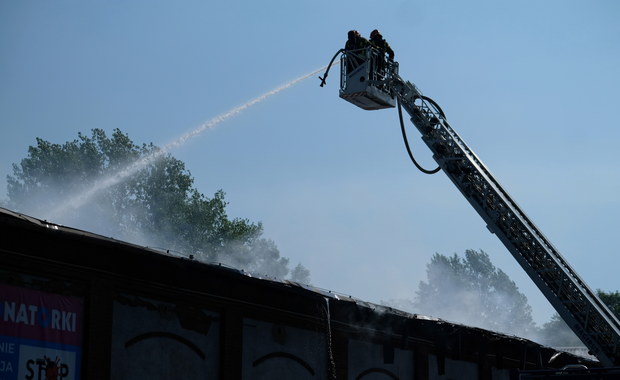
[0,208,592,379]
[111,295,221,378]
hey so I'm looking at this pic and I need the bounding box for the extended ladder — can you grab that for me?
[389,74,620,366]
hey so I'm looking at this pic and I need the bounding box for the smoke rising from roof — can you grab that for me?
[5,66,335,284]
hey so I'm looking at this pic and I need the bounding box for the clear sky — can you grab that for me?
[1,0,619,326]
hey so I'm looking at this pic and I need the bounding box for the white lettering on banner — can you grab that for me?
[0,360,14,372]
[3,302,15,322]
[1,301,77,332]
[29,305,37,324]
[52,310,60,330]
[62,311,75,332]
[16,304,29,324]
[0,342,15,353]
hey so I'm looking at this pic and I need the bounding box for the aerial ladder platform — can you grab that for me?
[322,47,620,367]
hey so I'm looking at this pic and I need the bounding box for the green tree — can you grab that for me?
[413,249,537,339]
[597,289,620,317]
[6,128,310,283]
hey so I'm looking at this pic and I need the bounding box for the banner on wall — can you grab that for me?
[0,284,82,380]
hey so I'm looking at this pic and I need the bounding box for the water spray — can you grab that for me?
[47,63,338,221]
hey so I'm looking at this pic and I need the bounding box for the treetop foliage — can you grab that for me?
[411,249,620,348]
[6,128,309,283]
[414,249,537,340]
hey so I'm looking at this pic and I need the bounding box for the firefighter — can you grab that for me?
[344,30,371,72]
[368,29,394,80]
[345,30,370,50]
[369,29,394,60]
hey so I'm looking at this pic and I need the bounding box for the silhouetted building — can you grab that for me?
[0,207,595,379]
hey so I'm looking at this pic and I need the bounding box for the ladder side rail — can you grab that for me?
[438,118,615,310]
[391,77,620,365]
[430,108,620,340]
[437,118,620,338]
[431,119,620,365]
[390,77,604,307]
[439,120,593,292]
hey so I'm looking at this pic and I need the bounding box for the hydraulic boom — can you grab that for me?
[325,47,620,366]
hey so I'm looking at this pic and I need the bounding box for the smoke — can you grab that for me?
[45,64,334,222]
[6,65,333,284]
[381,250,590,352]
[383,288,540,342]
[382,250,541,342]
[12,168,312,283]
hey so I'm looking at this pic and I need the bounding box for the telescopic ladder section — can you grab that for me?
[390,74,620,367]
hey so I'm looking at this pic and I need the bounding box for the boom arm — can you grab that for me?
[389,72,620,366]
[326,47,620,366]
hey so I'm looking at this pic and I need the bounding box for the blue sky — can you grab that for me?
[1,0,619,326]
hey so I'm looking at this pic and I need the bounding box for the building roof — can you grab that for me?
[0,206,597,370]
